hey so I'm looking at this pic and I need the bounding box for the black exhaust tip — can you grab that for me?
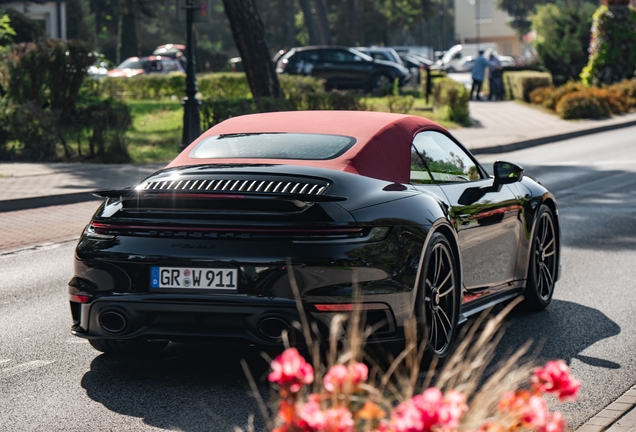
[99,310,127,333]
[258,317,290,340]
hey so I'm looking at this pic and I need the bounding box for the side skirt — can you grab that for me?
[458,285,525,324]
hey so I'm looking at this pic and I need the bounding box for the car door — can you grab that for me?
[320,49,359,88]
[412,130,523,292]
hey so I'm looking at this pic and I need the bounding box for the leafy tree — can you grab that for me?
[531,1,597,85]
[498,0,555,35]
[581,1,636,85]
[0,7,44,44]
[0,12,15,45]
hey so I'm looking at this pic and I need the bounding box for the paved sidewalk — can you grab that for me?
[1,101,636,429]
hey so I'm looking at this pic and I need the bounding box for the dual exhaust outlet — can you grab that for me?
[98,310,290,341]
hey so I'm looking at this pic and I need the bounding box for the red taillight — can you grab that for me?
[313,303,388,312]
[70,294,91,303]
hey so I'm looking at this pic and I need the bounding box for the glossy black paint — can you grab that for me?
[69,159,560,347]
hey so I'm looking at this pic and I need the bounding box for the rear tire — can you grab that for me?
[370,73,392,95]
[522,205,558,311]
[89,338,168,356]
[416,232,460,359]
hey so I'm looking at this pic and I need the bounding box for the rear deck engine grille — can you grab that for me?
[140,179,328,196]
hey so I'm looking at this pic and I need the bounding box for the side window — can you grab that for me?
[293,51,320,74]
[162,60,177,71]
[324,49,354,63]
[410,145,433,184]
[413,131,482,183]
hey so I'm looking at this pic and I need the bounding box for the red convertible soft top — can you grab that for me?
[168,111,447,184]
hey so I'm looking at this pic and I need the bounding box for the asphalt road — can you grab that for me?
[1,126,636,431]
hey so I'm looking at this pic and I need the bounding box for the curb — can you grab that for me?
[470,119,636,155]
[0,191,101,213]
[576,384,636,432]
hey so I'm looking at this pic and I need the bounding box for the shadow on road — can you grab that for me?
[80,300,620,431]
[81,343,273,431]
[492,299,621,369]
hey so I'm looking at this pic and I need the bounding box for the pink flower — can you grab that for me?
[324,407,354,432]
[412,388,444,429]
[268,348,314,393]
[298,397,326,430]
[532,360,581,401]
[389,388,467,432]
[440,390,468,429]
[323,362,368,393]
[389,400,425,432]
[540,412,566,432]
[498,390,549,429]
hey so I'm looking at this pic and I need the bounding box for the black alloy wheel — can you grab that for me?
[89,338,168,356]
[523,205,557,310]
[418,233,459,358]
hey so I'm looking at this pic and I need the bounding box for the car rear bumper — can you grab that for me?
[70,294,400,346]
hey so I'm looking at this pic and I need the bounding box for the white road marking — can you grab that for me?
[0,359,11,365]
[0,360,55,378]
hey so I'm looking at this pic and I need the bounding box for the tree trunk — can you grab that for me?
[117,2,139,64]
[222,0,284,99]
[314,0,333,45]
[297,0,323,45]
[284,0,297,48]
[349,0,362,46]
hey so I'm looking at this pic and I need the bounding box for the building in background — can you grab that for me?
[3,1,67,40]
[454,0,523,57]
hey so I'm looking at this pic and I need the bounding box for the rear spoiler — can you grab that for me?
[93,189,347,202]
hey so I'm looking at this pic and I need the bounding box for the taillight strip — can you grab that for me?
[90,221,363,234]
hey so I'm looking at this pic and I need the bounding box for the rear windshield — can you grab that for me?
[189,133,356,160]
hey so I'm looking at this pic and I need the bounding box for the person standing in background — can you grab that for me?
[471,50,498,101]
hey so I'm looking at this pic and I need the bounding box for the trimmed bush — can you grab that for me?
[528,86,556,105]
[432,78,470,125]
[503,71,553,102]
[556,91,612,119]
[200,98,256,131]
[608,79,636,109]
[386,95,415,114]
[542,81,584,110]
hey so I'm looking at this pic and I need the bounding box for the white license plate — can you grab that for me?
[150,267,238,290]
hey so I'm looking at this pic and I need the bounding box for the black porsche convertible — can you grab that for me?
[69,111,560,357]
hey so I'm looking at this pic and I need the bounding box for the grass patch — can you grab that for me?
[363,96,464,129]
[126,100,183,164]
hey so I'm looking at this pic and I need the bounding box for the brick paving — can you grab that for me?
[0,201,101,254]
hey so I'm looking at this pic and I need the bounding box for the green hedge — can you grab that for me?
[200,91,366,129]
[556,91,611,119]
[93,73,328,101]
[503,71,553,102]
[432,78,470,125]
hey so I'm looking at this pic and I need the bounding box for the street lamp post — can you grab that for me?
[181,0,201,151]
[476,0,480,50]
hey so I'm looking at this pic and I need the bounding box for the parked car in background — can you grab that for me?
[153,44,186,59]
[277,46,410,93]
[434,43,498,72]
[399,53,434,85]
[355,46,404,66]
[107,56,185,78]
[456,56,476,73]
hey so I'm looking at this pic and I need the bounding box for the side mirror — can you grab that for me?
[493,161,524,185]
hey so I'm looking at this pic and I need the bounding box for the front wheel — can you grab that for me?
[522,205,558,311]
[417,233,459,358]
[89,338,168,356]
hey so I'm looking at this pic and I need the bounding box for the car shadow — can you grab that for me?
[489,299,621,370]
[81,343,274,431]
[81,300,619,431]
